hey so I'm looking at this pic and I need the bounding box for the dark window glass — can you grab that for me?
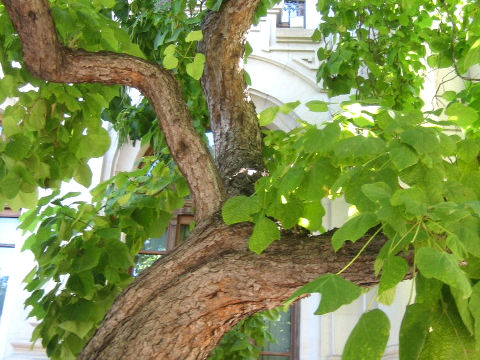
[177,224,191,245]
[262,308,291,354]
[141,233,167,252]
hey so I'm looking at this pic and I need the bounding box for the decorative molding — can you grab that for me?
[276,28,316,43]
[248,54,325,91]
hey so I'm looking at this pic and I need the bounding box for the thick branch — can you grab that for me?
[200,0,264,196]
[79,218,389,360]
[3,0,225,221]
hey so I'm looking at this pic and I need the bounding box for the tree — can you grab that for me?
[1,0,480,359]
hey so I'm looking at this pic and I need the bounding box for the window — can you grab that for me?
[278,0,305,28]
[260,304,300,359]
[132,200,194,276]
[0,209,20,320]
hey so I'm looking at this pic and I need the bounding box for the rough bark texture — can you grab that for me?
[3,0,395,359]
[199,0,265,196]
[79,217,386,360]
[3,0,225,222]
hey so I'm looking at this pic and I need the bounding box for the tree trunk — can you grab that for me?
[199,0,265,196]
[79,217,385,360]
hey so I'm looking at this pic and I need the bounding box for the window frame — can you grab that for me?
[132,200,194,275]
[260,302,300,360]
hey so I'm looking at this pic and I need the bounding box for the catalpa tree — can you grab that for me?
[0,0,480,359]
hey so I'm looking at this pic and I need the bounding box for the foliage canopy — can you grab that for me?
[0,0,480,359]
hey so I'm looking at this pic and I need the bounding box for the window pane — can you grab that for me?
[262,308,291,354]
[177,224,191,245]
[142,233,167,252]
[133,254,162,276]
[0,217,20,245]
[0,247,14,320]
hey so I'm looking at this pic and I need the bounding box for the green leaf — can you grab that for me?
[287,274,362,315]
[154,31,167,50]
[105,239,132,268]
[302,123,340,154]
[186,53,206,80]
[164,44,176,56]
[0,171,21,199]
[333,136,386,164]
[305,100,328,112]
[279,101,300,114]
[163,54,179,70]
[74,162,92,188]
[399,303,432,360]
[451,286,474,335]
[469,283,480,350]
[25,99,48,131]
[258,106,279,126]
[58,321,94,339]
[72,244,101,273]
[442,91,457,102]
[332,213,379,251]
[5,134,32,160]
[66,272,95,298]
[76,127,111,159]
[400,128,440,155]
[445,103,479,129]
[389,143,418,171]
[342,309,390,360]
[266,196,303,230]
[418,297,476,359]
[390,187,427,217]
[248,216,280,254]
[361,182,391,203]
[416,248,471,298]
[379,255,409,293]
[1,105,24,137]
[185,30,203,42]
[222,195,261,225]
[206,0,223,11]
[298,200,325,232]
[9,189,38,211]
[244,41,253,63]
[463,38,480,71]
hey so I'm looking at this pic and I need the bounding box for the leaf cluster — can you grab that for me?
[19,156,188,359]
[208,308,286,360]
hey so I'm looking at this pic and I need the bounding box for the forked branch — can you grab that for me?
[200,0,264,196]
[3,0,225,221]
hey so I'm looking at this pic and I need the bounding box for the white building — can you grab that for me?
[0,0,459,358]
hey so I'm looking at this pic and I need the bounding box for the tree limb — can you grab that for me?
[79,218,391,359]
[199,0,265,196]
[3,0,225,221]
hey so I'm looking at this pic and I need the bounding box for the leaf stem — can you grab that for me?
[337,225,383,275]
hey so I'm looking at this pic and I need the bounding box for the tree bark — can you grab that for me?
[199,0,265,196]
[79,217,386,360]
